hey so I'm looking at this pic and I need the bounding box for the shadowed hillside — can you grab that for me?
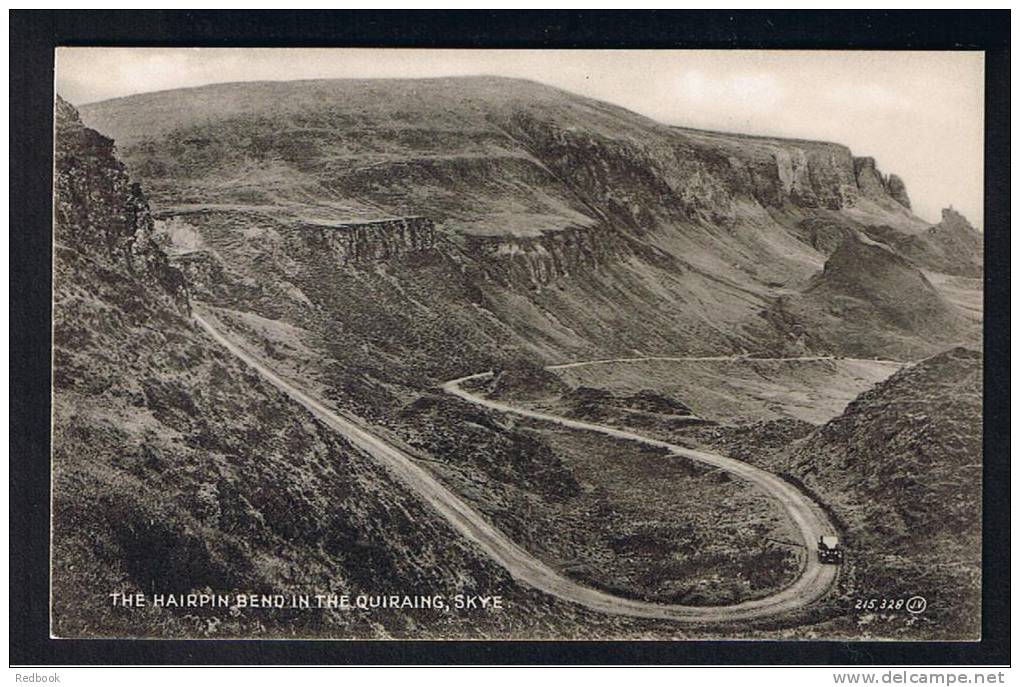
[788,347,982,638]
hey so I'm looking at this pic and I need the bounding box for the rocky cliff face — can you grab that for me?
[743,141,859,210]
[498,111,915,236]
[853,156,911,209]
[935,206,979,233]
[55,96,190,315]
[885,174,911,209]
[300,216,437,265]
[671,127,915,217]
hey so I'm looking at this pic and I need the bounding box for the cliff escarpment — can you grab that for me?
[671,127,916,218]
[77,77,978,370]
[299,216,438,265]
[467,223,641,287]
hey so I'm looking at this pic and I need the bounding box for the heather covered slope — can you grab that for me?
[52,96,570,639]
[683,346,984,638]
[792,347,982,550]
[788,347,983,638]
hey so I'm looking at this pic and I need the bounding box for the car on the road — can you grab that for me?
[817,535,843,564]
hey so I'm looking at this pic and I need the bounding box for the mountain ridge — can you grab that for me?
[71,76,974,370]
[78,76,919,231]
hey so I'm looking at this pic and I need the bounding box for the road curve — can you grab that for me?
[196,311,840,623]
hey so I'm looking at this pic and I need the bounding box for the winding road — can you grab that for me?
[195,311,885,623]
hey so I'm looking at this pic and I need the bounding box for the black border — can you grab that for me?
[10,10,1010,666]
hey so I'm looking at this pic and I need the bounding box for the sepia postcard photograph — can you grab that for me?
[13,9,1005,665]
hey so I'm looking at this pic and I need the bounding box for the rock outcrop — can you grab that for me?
[55,95,189,314]
[885,173,911,209]
[853,156,911,209]
[300,216,437,265]
[469,223,639,287]
[863,207,983,278]
[906,207,983,277]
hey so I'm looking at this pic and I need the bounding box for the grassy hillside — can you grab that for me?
[791,347,982,554]
[788,348,981,638]
[799,348,983,636]
[684,347,982,639]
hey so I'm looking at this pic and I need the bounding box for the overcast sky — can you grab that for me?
[56,48,984,225]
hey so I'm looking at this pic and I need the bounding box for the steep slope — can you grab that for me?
[54,96,189,314]
[761,232,978,359]
[77,76,948,375]
[785,347,982,638]
[51,96,572,639]
[866,207,984,278]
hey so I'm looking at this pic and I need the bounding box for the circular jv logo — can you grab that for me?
[906,596,927,614]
